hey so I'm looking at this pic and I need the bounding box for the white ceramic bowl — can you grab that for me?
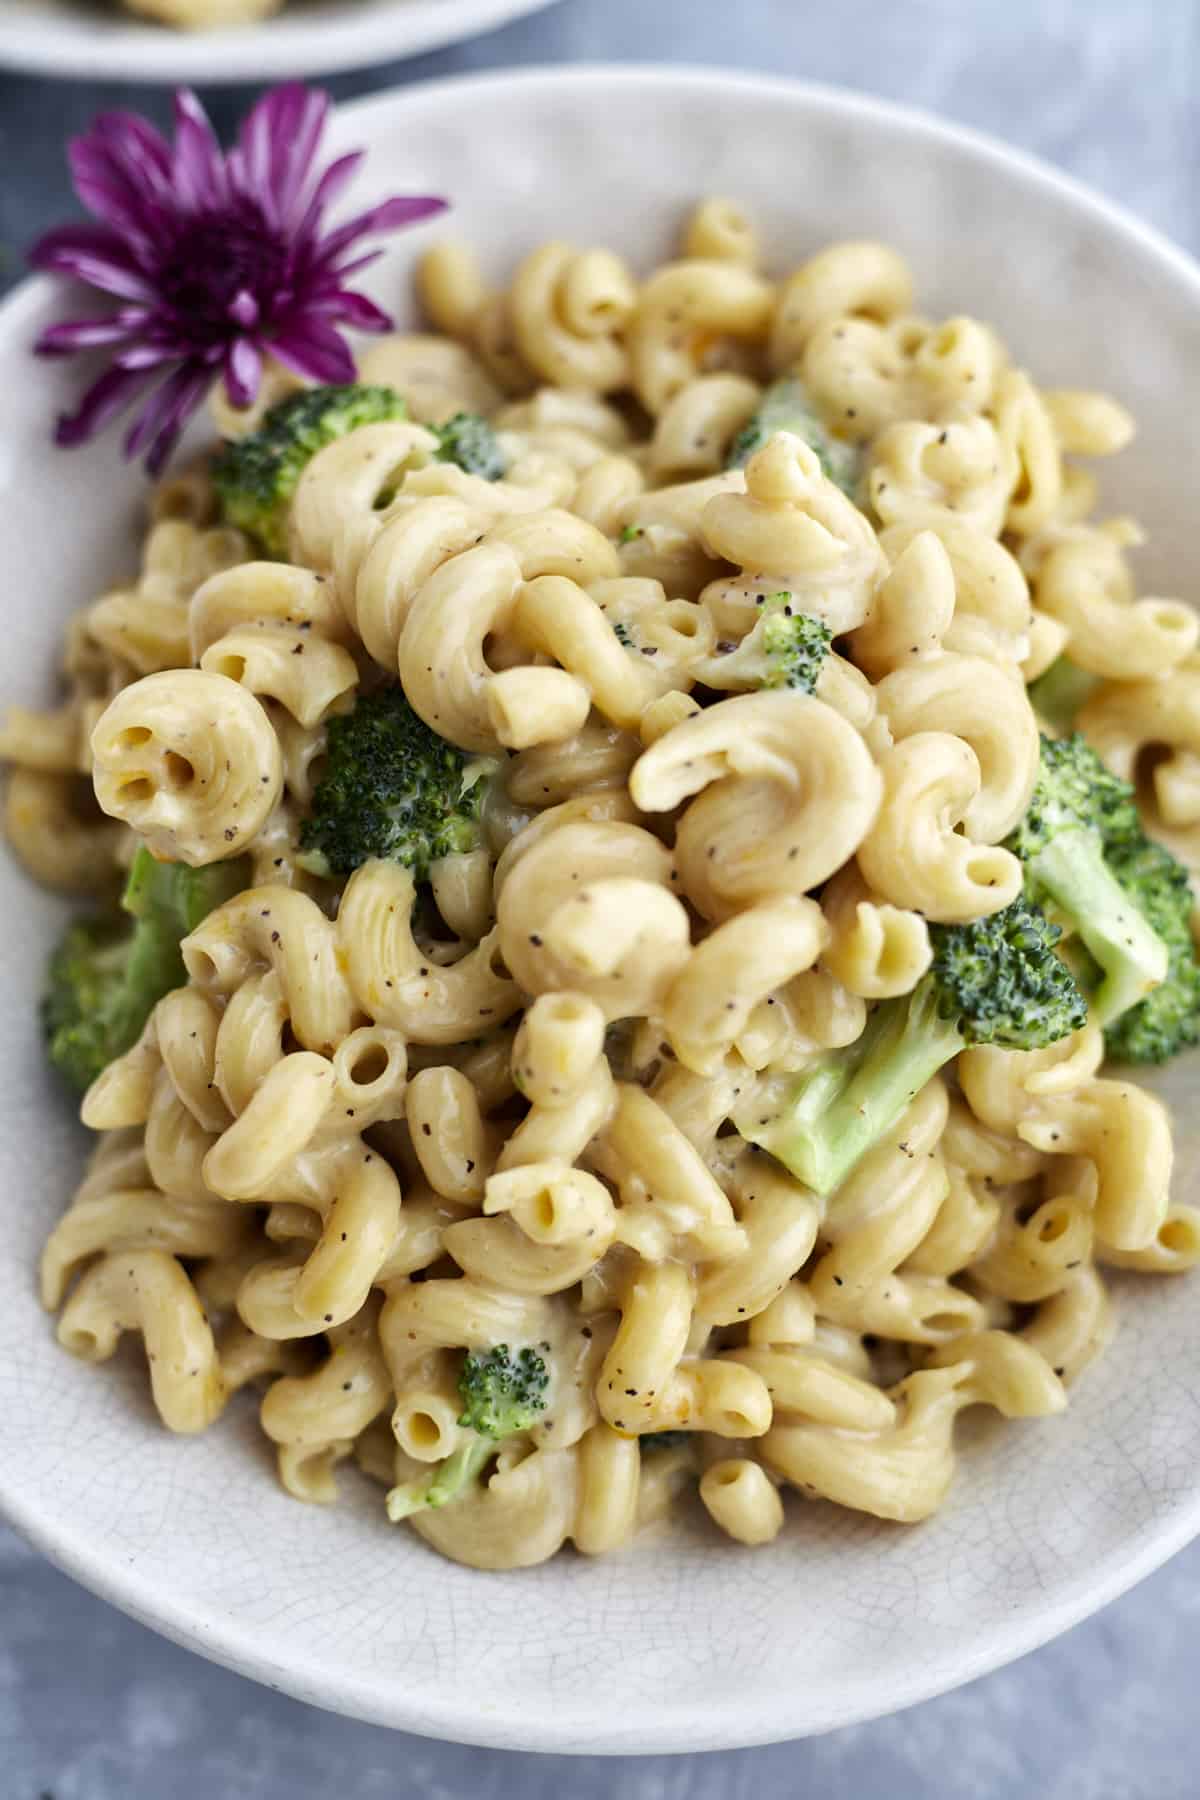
[2,66,1200,1755]
[0,0,560,84]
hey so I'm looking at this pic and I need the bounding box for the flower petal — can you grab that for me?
[311,247,383,283]
[234,83,328,231]
[53,363,157,448]
[91,111,173,187]
[123,360,213,472]
[35,313,144,356]
[231,82,293,203]
[308,290,393,333]
[228,288,260,329]
[113,341,184,371]
[224,337,263,409]
[171,89,227,214]
[29,224,156,302]
[68,115,175,246]
[313,195,447,266]
[268,318,357,385]
[366,193,450,228]
[290,149,363,245]
[273,88,329,226]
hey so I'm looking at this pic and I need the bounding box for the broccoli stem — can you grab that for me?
[1027,657,1099,736]
[121,857,193,1012]
[752,978,962,1197]
[386,1341,549,1523]
[120,851,247,1038]
[386,1436,493,1521]
[1030,830,1169,1023]
[43,849,247,1094]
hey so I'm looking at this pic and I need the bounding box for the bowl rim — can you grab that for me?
[0,0,561,84]
[5,61,1200,1752]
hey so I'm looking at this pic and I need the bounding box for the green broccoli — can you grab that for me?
[693,592,833,695]
[736,898,1086,1198]
[298,686,499,883]
[726,376,860,496]
[386,1343,550,1521]
[43,848,245,1094]
[42,920,131,1095]
[434,411,506,480]
[212,384,409,556]
[1004,733,1169,1024]
[1027,656,1100,736]
[640,1431,693,1452]
[1097,836,1200,1064]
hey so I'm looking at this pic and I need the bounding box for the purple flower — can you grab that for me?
[30,85,446,474]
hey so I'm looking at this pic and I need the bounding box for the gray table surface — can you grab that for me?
[2,1,1199,1793]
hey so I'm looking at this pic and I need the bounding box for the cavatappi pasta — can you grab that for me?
[7,202,1198,1571]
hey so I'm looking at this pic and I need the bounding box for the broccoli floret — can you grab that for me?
[456,1344,550,1436]
[42,848,245,1094]
[386,1343,550,1521]
[726,377,860,496]
[1004,733,1169,1024]
[434,411,506,480]
[298,686,498,882]
[692,593,833,695]
[1027,656,1100,737]
[42,920,131,1095]
[1100,837,1200,1063]
[212,384,408,556]
[737,898,1086,1198]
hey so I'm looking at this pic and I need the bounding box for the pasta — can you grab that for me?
[120,0,279,27]
[8,202,1197,1573]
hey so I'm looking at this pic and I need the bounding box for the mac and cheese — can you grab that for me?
[7,202,1197,1571]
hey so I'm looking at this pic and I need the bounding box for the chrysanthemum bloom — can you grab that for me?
[30,84,446,473]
